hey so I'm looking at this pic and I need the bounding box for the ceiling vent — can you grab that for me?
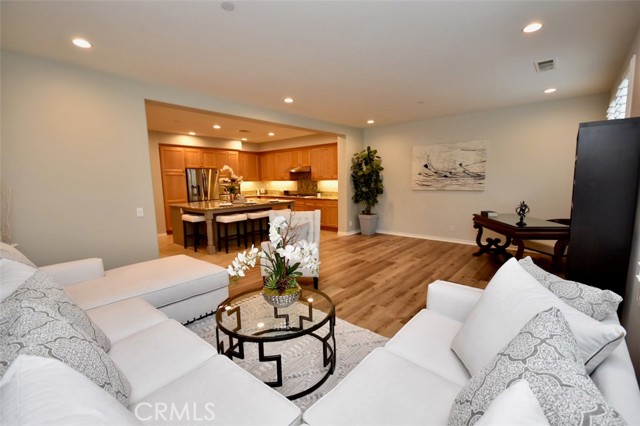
[534,59,557,73]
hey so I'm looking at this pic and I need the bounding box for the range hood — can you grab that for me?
[289,165,311,173]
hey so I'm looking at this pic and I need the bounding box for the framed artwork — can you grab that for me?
[412,140,487,191]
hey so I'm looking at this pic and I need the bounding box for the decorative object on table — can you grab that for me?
[412,140,487,191]
[220,165,243,202]
[227,213,319,307]
[480,210,497,217]
[351,146,384,235]
[515,201,530,227]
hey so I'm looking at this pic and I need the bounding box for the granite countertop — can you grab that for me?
[255,195,338,201]
[170,198,293,211]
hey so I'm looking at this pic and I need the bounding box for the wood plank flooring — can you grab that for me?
[158,231,556,338]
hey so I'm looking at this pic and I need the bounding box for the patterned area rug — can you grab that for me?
[186,299,388,411]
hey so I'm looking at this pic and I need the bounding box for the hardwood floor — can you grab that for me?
[158,231,556,338]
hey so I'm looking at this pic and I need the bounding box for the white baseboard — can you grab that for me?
[375,229,476,246]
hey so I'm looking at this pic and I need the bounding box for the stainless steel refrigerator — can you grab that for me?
[185,168,220,202]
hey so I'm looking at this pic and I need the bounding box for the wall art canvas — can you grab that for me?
[412,140,487,191]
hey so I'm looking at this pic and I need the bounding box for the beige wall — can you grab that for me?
[620,25,640,381]
[364,94,608,243]
[1,51,363,268]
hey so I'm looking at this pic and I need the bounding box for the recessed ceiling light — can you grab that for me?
[212,124,221,129]
[268,132,275,137]
[72,38,92,48]
[241,138,248,141]
[523,22,543,33]
[188,131,196,135]
[544,88,557,94]
[367,120,375,124]
[221,2,235,11]
[284,97,294,104]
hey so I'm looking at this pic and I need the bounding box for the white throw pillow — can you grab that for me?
[474,380,549,426]
[450,258,625,376]
[0,355,141,425]
[0,258,37,302]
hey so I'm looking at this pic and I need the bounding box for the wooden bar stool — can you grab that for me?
[216,213,248,253]
[246,210,270,245]
[181,214,206,252]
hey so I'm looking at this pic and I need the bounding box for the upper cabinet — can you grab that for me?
[239,152,260,181]
[215,150,239,172]
[310,144,337,180]
[184,148,203,168]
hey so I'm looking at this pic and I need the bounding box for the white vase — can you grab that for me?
[358,214,378,236]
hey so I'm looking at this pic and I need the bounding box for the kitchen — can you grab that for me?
[146,101,340,248]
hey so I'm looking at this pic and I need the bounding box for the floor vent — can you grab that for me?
[535,59,557,72]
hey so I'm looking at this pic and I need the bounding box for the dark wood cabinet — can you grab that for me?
[566,117,640,303]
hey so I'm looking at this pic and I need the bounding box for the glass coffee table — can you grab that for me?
[215,287,336,400]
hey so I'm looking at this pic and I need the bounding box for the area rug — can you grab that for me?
[186,297,388,411]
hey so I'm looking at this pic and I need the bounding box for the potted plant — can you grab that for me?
[351,146,384,235]
[227,214,319,307]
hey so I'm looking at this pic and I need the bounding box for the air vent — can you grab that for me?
[534,59,557,72]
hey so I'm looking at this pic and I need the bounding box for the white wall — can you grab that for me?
[364,95,608,243]
[1,51,363,268]
[619,25,640,381]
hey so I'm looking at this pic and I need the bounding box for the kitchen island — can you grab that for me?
[170,198,295,254]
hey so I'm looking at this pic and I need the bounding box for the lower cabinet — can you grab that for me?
[293,199,337,230]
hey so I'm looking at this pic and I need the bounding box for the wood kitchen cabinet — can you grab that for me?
[274,151,293,180]
[238,152,260,181]
[291,147,310,167]
[260,152,276,180]
[310,144,337,180]
[215,150,239,172]
[202,150,217,168]
[159,146,188,233]
[184,148,203,168]
[296,198,338,230]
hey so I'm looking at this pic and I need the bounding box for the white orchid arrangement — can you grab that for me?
[220,165,243,194]
[227,214,319,295]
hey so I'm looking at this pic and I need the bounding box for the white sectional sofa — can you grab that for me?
[0,243,302,425]
[304,258,640,426]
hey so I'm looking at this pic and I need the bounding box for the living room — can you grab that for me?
[2,1,640,424]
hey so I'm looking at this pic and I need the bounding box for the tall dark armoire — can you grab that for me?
[566,117,640,304]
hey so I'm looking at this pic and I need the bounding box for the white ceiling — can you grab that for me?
[2,1,639,130]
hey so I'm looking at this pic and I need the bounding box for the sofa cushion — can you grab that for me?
[132,355,301,426]
[303,347,462,425]
[0,298,131,405]
[384,309,470,386]
[108,319,217,403]
[475,380,549,426]
[65,255,228,311]
[519,256,622,320]
[0,258,37,302]
[87,298,169,344]
[0,241,36,267]
[450,258,625,376]
[7,270,111,352]
[449,308,625,426]
[0,355,141,425]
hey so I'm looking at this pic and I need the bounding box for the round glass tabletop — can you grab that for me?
[216,287,335,341]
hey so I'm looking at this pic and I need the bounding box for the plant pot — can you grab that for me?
[358,214,378,236]
[262,287,301,308]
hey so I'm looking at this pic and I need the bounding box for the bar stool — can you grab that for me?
[181,214,206,252]
[246,210,270,245]
[216,213,248,253]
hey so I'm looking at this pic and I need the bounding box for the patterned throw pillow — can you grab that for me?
[519,256,622,320]
[448,308,625,426]
[7,270,110,352]
[0,298,131,405]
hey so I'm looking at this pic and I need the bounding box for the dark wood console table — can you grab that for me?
[472,214,570,268]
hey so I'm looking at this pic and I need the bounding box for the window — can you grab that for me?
[607,55,635,120]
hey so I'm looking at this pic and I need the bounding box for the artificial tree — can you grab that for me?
[351,146,384,234]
